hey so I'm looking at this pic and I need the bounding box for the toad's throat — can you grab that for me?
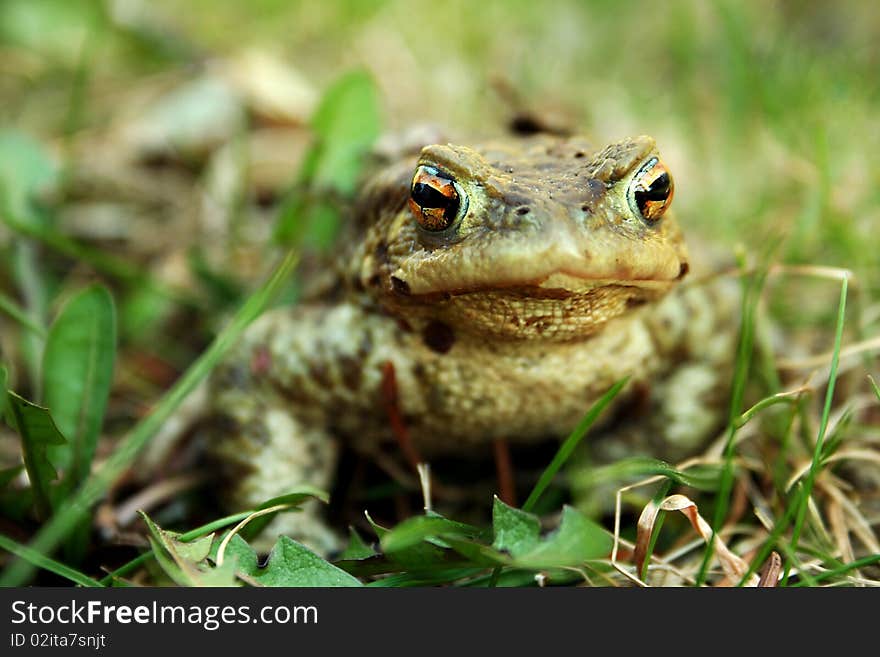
[395,282,671,341]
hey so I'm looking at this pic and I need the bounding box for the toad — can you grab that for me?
[207,133,736,550]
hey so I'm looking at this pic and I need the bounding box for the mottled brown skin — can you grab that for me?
[208,133,737,551]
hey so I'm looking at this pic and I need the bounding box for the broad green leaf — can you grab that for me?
[98,513,263,587]
[145,535,192,587]
[441,536,509,567]
[309,70,381,194]
[0,129,58,226]
[196,557,240,587]
[139,511,215,586]
[0,0,100,62]
[175,533,215,563]
[255,537,362,587]
[302,199,343,251]
[337,527,377,561]
[4,391,65,518]
[43,284,116,488]
[380,513,483,553]
[210,534,259,578]
[515,506,612,569]
[139,512,191,585]
[365,511,447,569]
[364,511,389,538]
[492,496,541,557]
[273,71,381,245]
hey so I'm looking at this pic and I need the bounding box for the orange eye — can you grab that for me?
[629,158,674,223]
[408,165,467,231]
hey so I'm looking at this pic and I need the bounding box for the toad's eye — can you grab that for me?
[408,165,467,232]
[628,158,674,224]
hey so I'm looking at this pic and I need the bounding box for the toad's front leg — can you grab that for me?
[206,308,349,554]
[208,381,341,554]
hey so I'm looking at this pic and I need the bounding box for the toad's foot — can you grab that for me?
[208,383,340,554]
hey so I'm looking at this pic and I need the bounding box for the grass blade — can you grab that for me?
[0,532,101,587]
[522,377,628,513]
[696,249,772,585]
[575,457,725,492]
[0,250,299,586]
[792,554,880,586]
[0,291,47,338]
[783,274,849,584]
[4,214,198,308]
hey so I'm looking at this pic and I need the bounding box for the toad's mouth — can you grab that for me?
[382,232,689,339]
[389,260,689,300]
[534,269,687,294]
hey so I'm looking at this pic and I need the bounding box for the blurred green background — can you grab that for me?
[3,0,878,262]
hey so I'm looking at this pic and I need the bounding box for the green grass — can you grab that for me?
[0,0,878,587]
[0,533,101,588]
[1,251,299,586]
[522,377,629,513]
[784,275,849,584]
[696,244,773,586]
